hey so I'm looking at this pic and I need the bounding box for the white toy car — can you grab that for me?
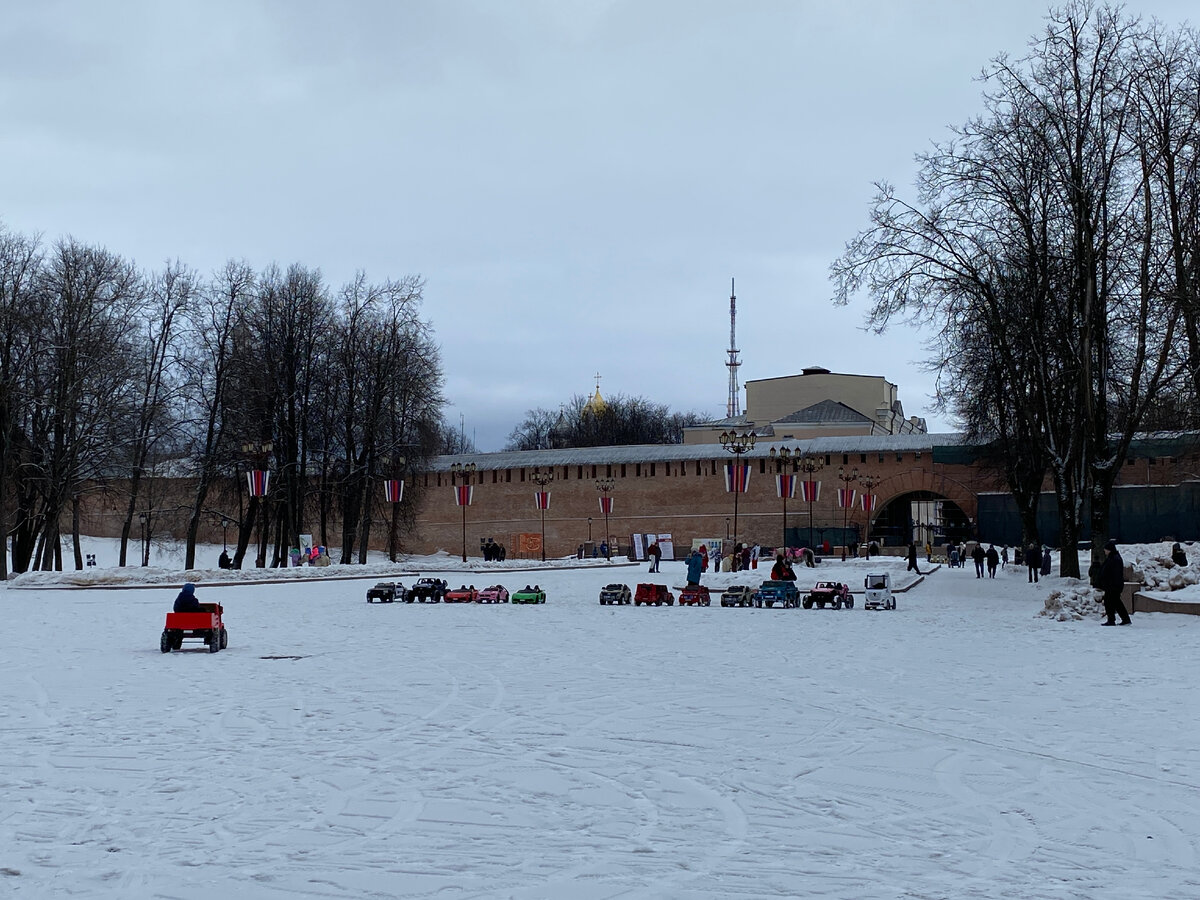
[863,573,896,610]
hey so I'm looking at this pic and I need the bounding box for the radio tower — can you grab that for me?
[725,277,741,417]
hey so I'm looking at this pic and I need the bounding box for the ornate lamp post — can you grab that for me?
[596,477,615,559]
[138,512,148,567]
[587,517,593,543]
[769,445,798,554]
[380,454,406,562]
[719,429,756,548]
[858,473,881,557]
[221,517,230,553]
[795,452,824,551]
[450,461,477,563]
[242,440,274,567]
[531,467,554,562]
[836,465,859,560]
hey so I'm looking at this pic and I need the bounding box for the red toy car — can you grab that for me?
[444,584,479,603]
[802,581,854,609]
[678,585,712,606]
[161,603,226,653]
[634,583,675,606]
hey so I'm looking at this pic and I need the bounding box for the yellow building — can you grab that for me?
[683,366,927,444]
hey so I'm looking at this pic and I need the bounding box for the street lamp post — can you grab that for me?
[796,452,825,552]
[719,429,756,550]
[858,473,881,557]
[836,465,859,560]
[450,462,477,563]
[380,454,406,563]
[242,440,274,567]
[531,467,554,562]
[221,517,230,553]
[769,446,798,554]
[596,478,615,560]
[587,517,592,543]
[138,512,148,567]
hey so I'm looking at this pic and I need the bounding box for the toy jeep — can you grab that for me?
[720,585,755,607]
[406,578,447,603]
[864,573,896,610]
[599,583,632,605]
[511,585,547,604]
[160,603,226,653]
[366,581,404,603]
[803,581,854,609]
[678,585,712,606]
[634,583,674,606]
[444,584,478,603]
[752,580,800,608]
[477,585,509,603]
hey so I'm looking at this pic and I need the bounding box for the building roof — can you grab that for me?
[775,399,874,425]
[428,433,968,471]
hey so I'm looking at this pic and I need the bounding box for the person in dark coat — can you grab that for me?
[972,543,986,578]
[685,549,704,587]
[647,541,662,572]
[1098,539,1131,625]
[1026,542,1040,583]
[906,542,921,574]
[172,582,202,613]
[771,553,796,581]
[1172,542,1188,566]
[1041,547,1052,576]
[985,544,999,578]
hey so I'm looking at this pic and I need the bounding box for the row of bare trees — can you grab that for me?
[832,2,1200,578]
[0,228,445,575]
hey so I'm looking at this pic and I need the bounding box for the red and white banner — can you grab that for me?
[598,495,614,515]
[534,490,551,510]
[861,493,879,512]
[724,463,751,493]
[454,485,474,507]
[837,487,857,509]
[384,479,404,503]
[247,469,270,497]
[800,480,821,503]
[776,473,797,499]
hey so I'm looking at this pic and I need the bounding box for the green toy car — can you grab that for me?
[511,584,547,604]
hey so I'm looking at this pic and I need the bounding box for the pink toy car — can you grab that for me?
[476,585,510,603]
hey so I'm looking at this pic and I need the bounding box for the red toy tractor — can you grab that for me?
[161,603,227,653]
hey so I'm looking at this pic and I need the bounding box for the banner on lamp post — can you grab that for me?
[384,479,404,503]
[724,463,751,493]
[776,474,797,499]
[800,480,821,503]
[247,470,270,497]
[598,495,613,515]
[837,487,857,508]
[534,490,551,510]
[861,493,879,512]
[453,485,474,507]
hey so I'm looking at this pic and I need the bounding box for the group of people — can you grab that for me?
[482,538,507,562]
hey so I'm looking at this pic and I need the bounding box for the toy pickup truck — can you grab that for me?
[752,581,800,608]
[407,578,447,603]
[803,581,854,609]
[863,573,896,610]
[599,583,632,605]
[720,585,754,607]
[366,581,404,603]
[161,603,226,653]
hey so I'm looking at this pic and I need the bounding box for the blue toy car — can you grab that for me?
[752,580,800,609]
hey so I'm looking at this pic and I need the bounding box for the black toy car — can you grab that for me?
[366,581,404,603]
[406,578,448,603]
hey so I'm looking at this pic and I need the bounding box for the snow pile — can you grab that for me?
[1120,541,1200,592]
[1038,577,1103,621]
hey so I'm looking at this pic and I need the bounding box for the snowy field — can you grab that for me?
[4,540,1200,899]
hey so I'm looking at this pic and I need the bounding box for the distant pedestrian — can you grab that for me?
[1098,539,1131,626]
[972,543,986,578]
[699,544,708,572]
[577,543,584,560]
[949,545,960,568]
[771,553,797,581]
[741,544,751,571]
[750,544,760,569]
[1041,547,1052,577]
[647,541,662,573]
[925,541,932,562]
[1001,546,1009,568]
[986,544,999,578]
[1026,542,1040,583]
[686,549,704,587]
[1172,542,1188,566]
[907,541,921,574]
[599,540,609,559]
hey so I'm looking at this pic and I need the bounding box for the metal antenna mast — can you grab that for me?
[725,278,741,417]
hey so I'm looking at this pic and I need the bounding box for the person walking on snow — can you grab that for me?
[972,543,986,578]
[907,541,922,574]
[1041,547,1052,577]
[986,544,999,578]
[1026,542,1040,583]
[1098,539,1131,626]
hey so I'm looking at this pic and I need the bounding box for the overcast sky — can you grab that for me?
[3,1,1196,451]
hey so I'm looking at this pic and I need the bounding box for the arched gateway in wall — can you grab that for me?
[865,471,979,548]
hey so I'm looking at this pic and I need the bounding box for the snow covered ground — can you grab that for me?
[4,540,1199,899]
